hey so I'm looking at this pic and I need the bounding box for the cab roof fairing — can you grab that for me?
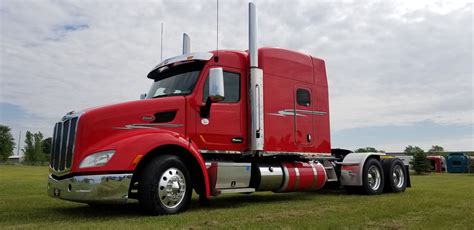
[147,52,213,79]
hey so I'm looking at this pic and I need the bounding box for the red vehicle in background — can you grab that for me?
[426,156,447,173]
[47,2,410,215]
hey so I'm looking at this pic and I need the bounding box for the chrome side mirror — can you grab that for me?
[140,93,147,100]
[208,68,225,102]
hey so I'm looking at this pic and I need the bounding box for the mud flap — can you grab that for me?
[405,165,411,187]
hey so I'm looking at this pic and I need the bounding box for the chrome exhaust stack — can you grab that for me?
[182,33,190,54]
[248,2,264,152]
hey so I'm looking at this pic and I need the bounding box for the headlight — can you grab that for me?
[79,150,115,169]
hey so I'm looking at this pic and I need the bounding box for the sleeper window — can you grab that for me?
[297,89,311,107]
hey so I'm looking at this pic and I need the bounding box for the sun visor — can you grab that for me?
[147,52,213,79]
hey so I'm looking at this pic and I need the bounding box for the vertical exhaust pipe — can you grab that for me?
[249,2,258,68]
[249,2,264,151]
[182,33,190,54]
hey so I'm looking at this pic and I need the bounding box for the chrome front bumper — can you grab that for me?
[47,173,133,204]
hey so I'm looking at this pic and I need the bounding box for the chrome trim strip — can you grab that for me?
[263,151,333,158]
[70,116,80,171]
[309,161,318,190]
[218,188,256,194]
[210,162,251,167]
[277,164,290,192]
[64,119,72,170]
[114,123,183,130]
[51,123,59,169]
[57,120,64,171]
[200,150,332,157]
[294,166,300,192]
[295,109,327,115]
[322,163,328,184]
[268,109,327,117]
[200,150,246,155]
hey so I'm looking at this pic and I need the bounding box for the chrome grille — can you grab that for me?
[50,116,78,173]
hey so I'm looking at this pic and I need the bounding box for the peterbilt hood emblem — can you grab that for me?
[141,115,155,122]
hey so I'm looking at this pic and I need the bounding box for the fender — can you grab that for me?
[73,128,211,198]
[338,152,385,186]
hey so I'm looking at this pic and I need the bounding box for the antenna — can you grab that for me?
[215,0,219,62]
[160,22,164,61]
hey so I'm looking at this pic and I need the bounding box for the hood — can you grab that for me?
[72,97,186,165]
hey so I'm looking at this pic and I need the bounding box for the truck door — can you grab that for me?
[294,87,314,146]
[195,66,247,152]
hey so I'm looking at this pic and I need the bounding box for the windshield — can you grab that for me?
[146,62,205,99]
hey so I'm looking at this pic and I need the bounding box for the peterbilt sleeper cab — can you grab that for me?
[47,2,409,215]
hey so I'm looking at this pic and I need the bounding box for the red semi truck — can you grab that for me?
[47,2,409,215]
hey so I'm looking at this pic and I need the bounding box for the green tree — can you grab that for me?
[0,125,15,162]
[42,137,52,161]
[23,131,45,165]
[428,145,445,153]
[408,146,430,174]
[355,147,378,153]
[404,145,424,156]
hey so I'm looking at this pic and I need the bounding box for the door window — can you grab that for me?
[203,71,241,103]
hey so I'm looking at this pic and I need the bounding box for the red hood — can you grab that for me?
[72,97,186,168]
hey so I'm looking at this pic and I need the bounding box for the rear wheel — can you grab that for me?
[382,158,407,193]
[138,155,192,215]
[361,158,384,195]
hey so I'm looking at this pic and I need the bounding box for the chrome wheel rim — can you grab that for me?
[158,167,186,209]
[393,165,405,188]
[367,165,381,191]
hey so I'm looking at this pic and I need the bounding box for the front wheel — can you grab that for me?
[138,155,192,215]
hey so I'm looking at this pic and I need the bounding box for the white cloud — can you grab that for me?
[0,0,472,144]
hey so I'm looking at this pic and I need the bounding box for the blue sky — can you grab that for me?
[0,0,472,153]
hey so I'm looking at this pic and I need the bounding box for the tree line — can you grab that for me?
[0,123,450,172]
[354,145,445,154]
[0,124,51,165]
[355,145,446,175]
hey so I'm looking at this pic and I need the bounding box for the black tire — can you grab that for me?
[382,158,407,193]
[138,154,192,215]
[361,158,384,195]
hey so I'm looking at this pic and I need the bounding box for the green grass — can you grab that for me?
[1,165,473,229]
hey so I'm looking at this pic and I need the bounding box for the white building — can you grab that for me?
[7,155,25,164]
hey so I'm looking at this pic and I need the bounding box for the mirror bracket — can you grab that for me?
[200,99,213,118]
